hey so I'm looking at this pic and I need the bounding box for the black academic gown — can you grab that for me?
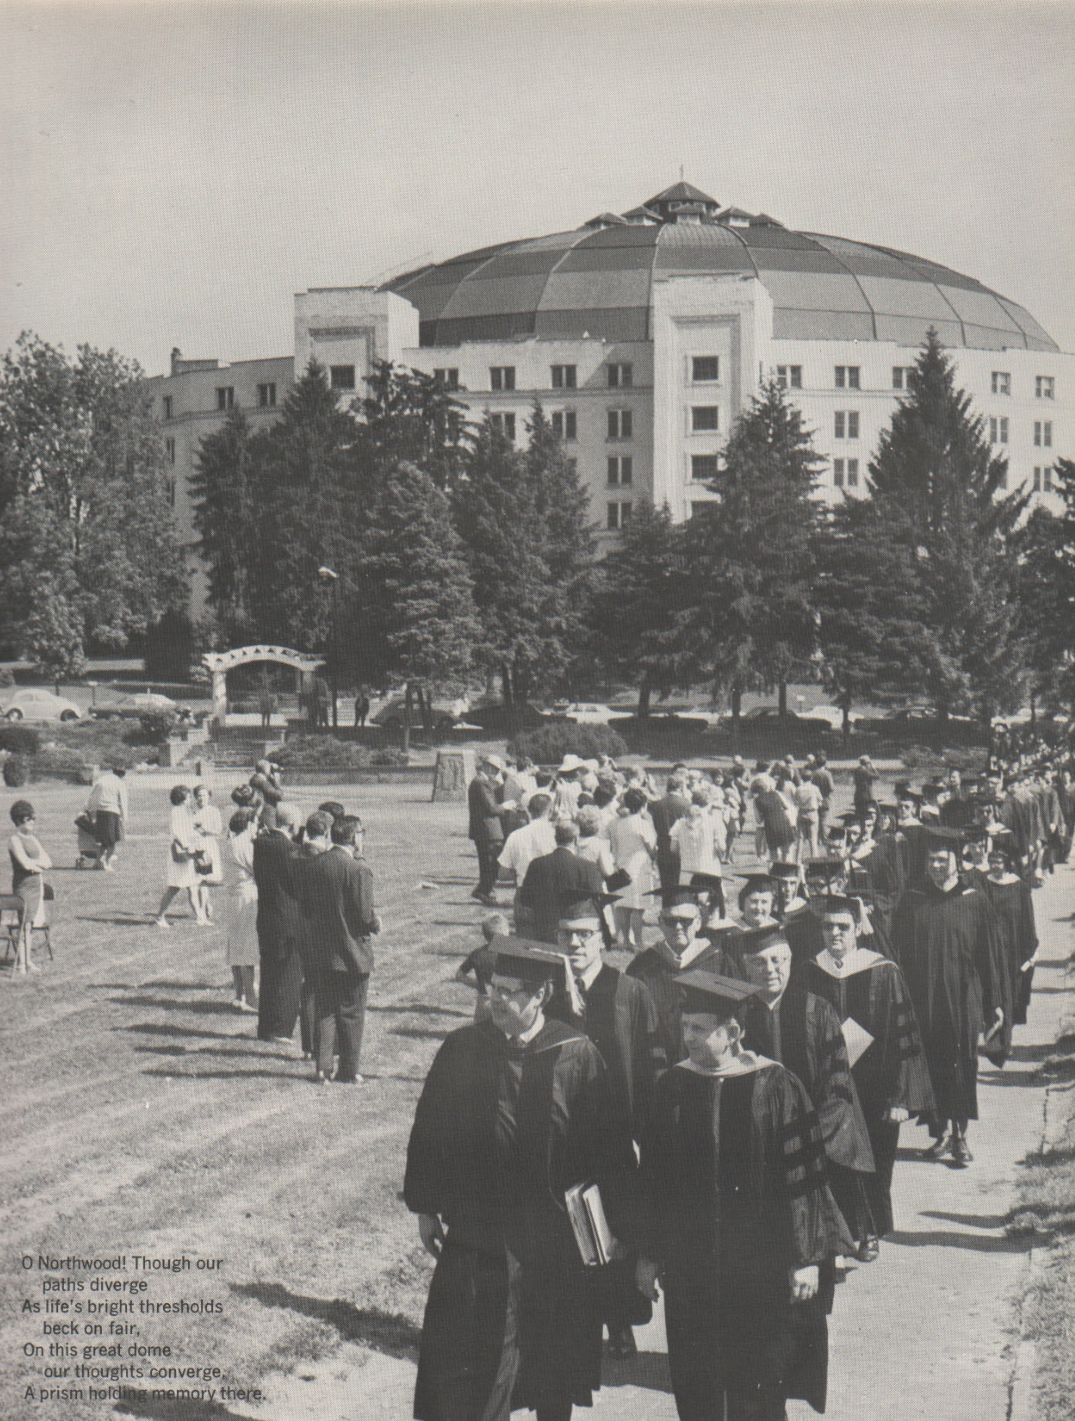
[641,1056,850,1421]
[571,963,665,1140]
[805,951,935,1236]
[626,939,740,1072]
[857,835,905,957]
[890,878,1011,1122]
[739,982,876,1242]
[982,876,1038,1026]
[403,1017,638,1421]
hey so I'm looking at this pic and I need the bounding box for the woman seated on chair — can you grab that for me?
[9,799,51,976]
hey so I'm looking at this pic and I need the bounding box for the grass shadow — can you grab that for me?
[229,1281,420,1360]
[140,1067,306,1082]
[109,994,235,1015]
[116,1396,254,1421]
[888,1228,1026,1254]
[920,1209,1008,1229]
[367,1002,472,1019]
[391,1025,449,1041]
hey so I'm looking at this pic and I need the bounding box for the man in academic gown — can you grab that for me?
[784,858,846,965]
[804,896,935,1244]
[889,824,1010,1166]
[982,837,1039,1026]
[636,971,850,1421]
[404,940,639,1421]
[738,926,877,1258]
[554,891,664,1357]
[626,888,741,1071]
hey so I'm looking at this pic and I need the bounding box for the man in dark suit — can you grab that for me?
[299,813,379,1084]
[649,771,691,905]
[517,820,604,943]
[253,801,305,1044]
[468,755,507,905]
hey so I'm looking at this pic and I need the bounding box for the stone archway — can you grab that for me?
[202,646,325,724]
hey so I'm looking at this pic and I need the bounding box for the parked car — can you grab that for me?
[807,704,858,731]
[1,688,81,722]
[372,697,458,734]
[552,702,617,724]
[88,691,177,721]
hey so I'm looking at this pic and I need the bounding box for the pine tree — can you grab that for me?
[189,407,258,642]
[357,360,470,493]
[676,381,824,725]
[1014,458,1075,710]
[358,461,478,738]
[589,500,692,715]
[866,329,1029,723]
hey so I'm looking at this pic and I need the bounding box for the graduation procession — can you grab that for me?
[404,738,1074,1421]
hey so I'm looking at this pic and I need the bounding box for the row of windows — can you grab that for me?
[987,418,1055,447]
[773,365,1058,398]
[162,382,278,419]
[493,408,635,443]
[992,372,1055,399]
[492,363,637,392]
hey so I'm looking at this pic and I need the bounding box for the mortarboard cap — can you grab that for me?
[491,937,570,992]
[804,856,845,880]
[676,969,760,1017]
[736,924,790,957]
[814,894,860,918]
[921,823,971,849]
[646,884,702,913]
[838,810,865,825]
[557,889,620,924]
[687,872,725,895]
[733,872,777,889]
[457,943,497,990]
[769,862,802,880]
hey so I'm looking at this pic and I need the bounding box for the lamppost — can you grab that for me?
[318,566,340,731]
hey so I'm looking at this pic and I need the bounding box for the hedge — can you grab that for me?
[0,724,42,757]
[507,722,628,764]
[273,736,409,770]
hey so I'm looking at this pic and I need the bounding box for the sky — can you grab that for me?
[3,0,1073,375]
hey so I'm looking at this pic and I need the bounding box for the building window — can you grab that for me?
[991,371,1011,395]
[691,406,719,432]
[1033,467,1042,491]
[165,438,176,465]
[989,417,1009,444]
[165,477,176,509]
[162,395,173,419]
[434,368,460,388]
[835,366,860,390]
[846,458,859,488]
[330,365,355,391]
[776,365,802,390]
[490,412,516,441]
[1034,421,1053,448]
[692,356,720,382]
[834,411,859,439]
[257,382,276,407]
[691,454,718,482]
[490,366,515,391]
[607,408,633,440]
[551,364,576,389]
[892,367,913,390]
[607,501,632,530]
[833,459,844,488]
[216,386,235,411]
[551,410,577,441]
[1044,466,1053,491]
[607,456,633,487]
[1036,376,1055,399]
[607,362,633,388]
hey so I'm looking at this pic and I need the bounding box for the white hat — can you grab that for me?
[558,753,586,773]
[481,754,506,772]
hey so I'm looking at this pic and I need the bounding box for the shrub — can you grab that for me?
[0,666,14,688]
[508,722,628,764]
[273,736,409,771]
[0,724,41,757]
[126,709,178,745]
[3,754,31,787]
[31,745,97,783]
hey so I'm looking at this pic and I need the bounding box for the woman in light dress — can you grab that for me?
[192,783,223,922]
[224,806,259,1012]
[8,799,51,975]
[607,786,657,951]
[154,784,208,927]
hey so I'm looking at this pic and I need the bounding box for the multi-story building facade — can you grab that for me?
[146,183,1071,608]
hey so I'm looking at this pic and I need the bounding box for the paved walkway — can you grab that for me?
[247,859,1072,1421]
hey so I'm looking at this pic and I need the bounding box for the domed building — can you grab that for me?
[151,182,1069,587]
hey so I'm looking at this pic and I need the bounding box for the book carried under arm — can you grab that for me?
[564,1181,621,1267]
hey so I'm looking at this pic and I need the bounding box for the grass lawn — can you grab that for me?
[2,772,500,1421]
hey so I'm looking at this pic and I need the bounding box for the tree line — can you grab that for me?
[0,329,1071,730]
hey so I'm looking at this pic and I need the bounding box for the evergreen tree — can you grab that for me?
[452,416,551,707]
[1014,458,1075,711]
[866,329,1029,723]
[0,333,186,673]
[357,360,470,493]
[189,407,258,643]
[676,381,824,725]
[358,461,478,738]
[589,500,692,715]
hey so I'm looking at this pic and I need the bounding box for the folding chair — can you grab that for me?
[0,896,24,966]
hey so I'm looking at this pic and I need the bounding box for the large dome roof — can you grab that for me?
[384,185,1056,353]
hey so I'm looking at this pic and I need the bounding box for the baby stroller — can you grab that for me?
[75,812,107,869]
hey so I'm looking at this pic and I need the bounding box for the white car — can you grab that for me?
[808,704,857,731]
[1,688,82,722]
[559,703,616,724]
